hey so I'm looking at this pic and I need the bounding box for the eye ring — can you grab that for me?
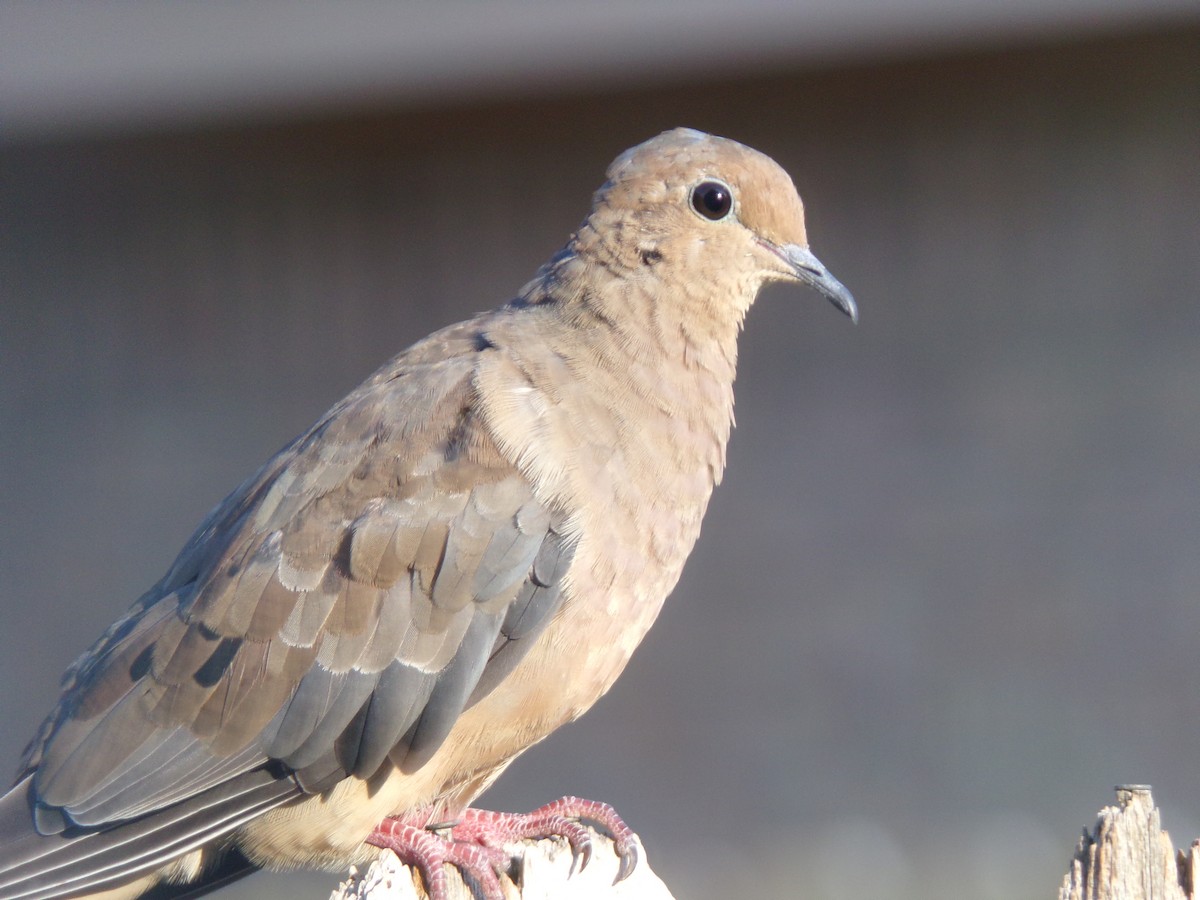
[690,180,734,221]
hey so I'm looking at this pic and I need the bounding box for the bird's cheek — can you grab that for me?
[743,244,787,283]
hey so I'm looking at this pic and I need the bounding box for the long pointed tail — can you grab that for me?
[0,773,297,900]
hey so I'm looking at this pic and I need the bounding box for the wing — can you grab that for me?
[18,323,573,838]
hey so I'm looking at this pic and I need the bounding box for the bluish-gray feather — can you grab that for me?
[397,611,504,773]
[282,670,379,770]
[349,661,436,778]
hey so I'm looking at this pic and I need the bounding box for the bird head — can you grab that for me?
[579,127,857,325]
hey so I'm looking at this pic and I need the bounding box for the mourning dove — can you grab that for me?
[0,128,856,900]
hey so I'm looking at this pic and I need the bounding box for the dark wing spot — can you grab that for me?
[194,637,243,688]
[442,404,474,462]
[333,529,354,579]
[128,643,154,681]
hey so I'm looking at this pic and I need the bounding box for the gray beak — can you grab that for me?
[780,244,858,324]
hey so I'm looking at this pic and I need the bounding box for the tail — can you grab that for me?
[0,772,298,900]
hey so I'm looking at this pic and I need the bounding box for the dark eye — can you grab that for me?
[691,180,733,221]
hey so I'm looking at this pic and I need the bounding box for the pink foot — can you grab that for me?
[367,796,639,900]
[367,818,510,899]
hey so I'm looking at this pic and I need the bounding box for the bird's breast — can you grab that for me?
[475,322,734,701]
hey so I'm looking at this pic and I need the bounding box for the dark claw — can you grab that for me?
[568,834,593,876]
[547,816,594,876]
[614,841,638,883]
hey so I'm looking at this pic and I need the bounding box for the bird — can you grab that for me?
[0,127,856,900]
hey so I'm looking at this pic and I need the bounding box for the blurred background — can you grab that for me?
[2,3,1198,898]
